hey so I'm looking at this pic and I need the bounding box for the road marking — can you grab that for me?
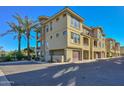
[0,70,11,86]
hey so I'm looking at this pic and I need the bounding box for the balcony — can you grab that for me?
[80,31,91,37]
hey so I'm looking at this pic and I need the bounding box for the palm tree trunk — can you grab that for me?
[36,32,38,58]
[27,35,30,60]
[18,34,21,53]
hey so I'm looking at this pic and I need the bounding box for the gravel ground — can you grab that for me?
[0,57,124,86]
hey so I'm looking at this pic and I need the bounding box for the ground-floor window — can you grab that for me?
[83,50,89,60]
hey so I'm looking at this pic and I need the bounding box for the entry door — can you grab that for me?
[73,51,79,61]
[96,53,99,59]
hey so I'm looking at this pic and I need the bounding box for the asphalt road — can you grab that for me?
[0,57,124,86]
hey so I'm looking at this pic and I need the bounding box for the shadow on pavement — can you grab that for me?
[2,57,124,86]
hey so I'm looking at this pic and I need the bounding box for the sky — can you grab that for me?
[0,6,124,51]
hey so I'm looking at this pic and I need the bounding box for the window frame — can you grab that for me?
[71,32,80,44]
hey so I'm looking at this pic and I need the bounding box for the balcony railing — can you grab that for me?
[80,32,90,36]
[84,43,89,46]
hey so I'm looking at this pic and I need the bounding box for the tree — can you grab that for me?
[17,16,38,60]
[0,14,25,53]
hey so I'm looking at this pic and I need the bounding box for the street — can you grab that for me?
[0,57,124,86]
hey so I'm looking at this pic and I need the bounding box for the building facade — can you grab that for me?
[106,38,120,57]
[120,46,124,56]
[36,7,120,62]
[91,27,106,59]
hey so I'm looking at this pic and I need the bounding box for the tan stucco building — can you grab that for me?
[106,38,120,57]
[36,7,120,62]
[120,46,124,56]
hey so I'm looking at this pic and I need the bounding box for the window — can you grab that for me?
[71,32,80,44]
[97,32,102,39]
[50,22,52,31]
[56,33,59,37]
[99,41,101,48]
[50,36,52,39]
[56,17,59,21]
[102,43,105,48]
[63,13,66,17]
[83,37,89,46]
[46,25,49,32]
[63,31,67,36]
[84,29,90,35]
[110,41,113,49]
[94,40,97,47]
[71,17,80,29]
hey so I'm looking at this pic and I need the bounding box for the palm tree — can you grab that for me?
[18,16,38,60]
[12,13,25,53]
[0,15,24,53]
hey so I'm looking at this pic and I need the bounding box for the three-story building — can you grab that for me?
[91,27,106,59]
[37,7,120,62]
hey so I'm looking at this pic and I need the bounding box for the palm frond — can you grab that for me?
[13,13,24,25]
[0,30,14,37]
[13,35,17,40]
[7,22,19,32]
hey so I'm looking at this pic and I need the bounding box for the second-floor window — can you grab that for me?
[83,37,89,46]
[71,32,80,44]
[71,17,80,29]
[102,43,105,48]
[99,41,101,48]
[84,28,90,35]
[94,40,98,47]
[110,41,113,49]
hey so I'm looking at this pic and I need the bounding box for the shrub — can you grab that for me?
[5,55,12,61]
[16,52,24,60]
[0,55,12,62]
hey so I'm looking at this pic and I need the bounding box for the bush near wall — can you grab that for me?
[0,52,25,62]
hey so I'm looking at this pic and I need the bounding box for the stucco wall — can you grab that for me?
[45,12,67,50]
[120,47,124,56]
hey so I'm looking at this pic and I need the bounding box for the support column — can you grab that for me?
[92,51,94,60]
[88,50,90,60]
[82,49,83,61]
[64,49,72,62]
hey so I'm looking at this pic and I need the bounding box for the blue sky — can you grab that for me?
[0,6,124,51]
